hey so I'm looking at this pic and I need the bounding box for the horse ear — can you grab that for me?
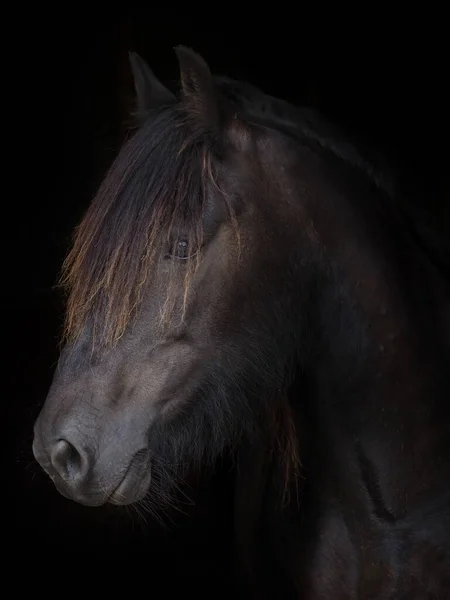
[174,46,221,134]
[128,51,176,119]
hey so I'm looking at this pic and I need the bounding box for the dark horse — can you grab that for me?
[33,47,450,597]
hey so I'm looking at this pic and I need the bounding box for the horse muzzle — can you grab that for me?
[32,426,151,507]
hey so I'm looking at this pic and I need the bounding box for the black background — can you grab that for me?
[4,6,448,585]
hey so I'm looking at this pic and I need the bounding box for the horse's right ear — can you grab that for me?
[128,51,176,120]
[175,46,251,150]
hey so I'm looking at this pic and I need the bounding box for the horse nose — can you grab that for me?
[50,438,91,483]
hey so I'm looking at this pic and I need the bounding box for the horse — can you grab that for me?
[32,46,450,597]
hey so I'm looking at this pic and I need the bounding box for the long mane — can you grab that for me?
[60,106,214,349]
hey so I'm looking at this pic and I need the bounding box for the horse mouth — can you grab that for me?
[107,453,152,506]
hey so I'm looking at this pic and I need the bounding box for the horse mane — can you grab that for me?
[60,107,217,350]
[214,76,450,284]
[214,76,396,197]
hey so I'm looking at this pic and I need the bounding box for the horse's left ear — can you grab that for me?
[174,46,221,135]
[129,51,176,120]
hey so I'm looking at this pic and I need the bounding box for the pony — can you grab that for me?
[32,47,450,597]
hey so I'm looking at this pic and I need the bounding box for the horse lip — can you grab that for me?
[52,458,151,507]
[107,455,151,506]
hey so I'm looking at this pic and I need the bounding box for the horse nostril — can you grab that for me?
[50,439,89,482]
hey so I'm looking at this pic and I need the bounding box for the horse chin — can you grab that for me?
[107,462,152,506]
[53,466,152,508]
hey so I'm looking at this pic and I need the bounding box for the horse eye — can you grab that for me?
[169,238,189,260]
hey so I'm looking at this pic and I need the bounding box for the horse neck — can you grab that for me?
[293,154,450,520]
